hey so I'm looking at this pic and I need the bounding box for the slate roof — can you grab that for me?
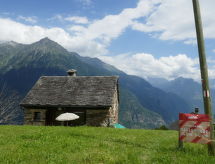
[20,76,119,108]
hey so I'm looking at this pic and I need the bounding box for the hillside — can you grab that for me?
[0,126,214,163]
[148,77,215,114]
[0,38,192,127]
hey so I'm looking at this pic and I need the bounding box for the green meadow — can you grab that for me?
[0,126,214,164]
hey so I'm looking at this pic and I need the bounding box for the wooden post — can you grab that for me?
[178,130,184,149]
[192,0,215,155]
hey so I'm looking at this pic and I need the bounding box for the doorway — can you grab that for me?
[45,109,86,126]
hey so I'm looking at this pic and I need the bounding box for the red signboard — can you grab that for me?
[179,113,211,144]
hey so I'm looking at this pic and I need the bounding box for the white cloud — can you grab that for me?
[44,0,163,55]
[100,53,201,80]
[1,0,215,81]
[49,15,89,24]
[1,0,184,58]
[2,14,208,81]
[1,0,215,58]
[64,16,89,24]
[48,14,64,22]
[67,0,215,45]
[1,0,215,82]
[184,39,197,45]
[17,16,37,24]
[0,18,106,57]
[131,0,215,42]
[68,25,87,36]
[71,0,162,44]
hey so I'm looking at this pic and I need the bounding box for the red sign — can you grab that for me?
[179,113,211,144]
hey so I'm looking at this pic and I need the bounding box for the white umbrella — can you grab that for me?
[56,113,79,126]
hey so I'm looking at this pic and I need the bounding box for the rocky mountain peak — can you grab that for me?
[0,41,19,47]
[28,37,68,54]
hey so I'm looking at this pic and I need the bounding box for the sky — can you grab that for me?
[0,0,215,81]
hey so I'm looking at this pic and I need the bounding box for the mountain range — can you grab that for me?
[148,77,215,115]
[0,38,192,128]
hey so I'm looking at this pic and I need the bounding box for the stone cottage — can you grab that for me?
[20,70,119,126]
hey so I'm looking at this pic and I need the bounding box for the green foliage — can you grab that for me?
[155,125,169,130]
[0,126,214,164]
[119,88,165,129]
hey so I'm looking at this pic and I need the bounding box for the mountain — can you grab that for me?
[0,41,24,69]
[120,76,190,122]
[147,77,170,89]
[148,77,215,114]
[72,53,191,122]
[119,88,166,128]
[0,38,191,127]
[210,79,215,89]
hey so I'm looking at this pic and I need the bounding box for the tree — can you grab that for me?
[0,84,22,124]
[155,125,168,130]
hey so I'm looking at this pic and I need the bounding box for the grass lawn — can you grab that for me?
[0,126,214,164]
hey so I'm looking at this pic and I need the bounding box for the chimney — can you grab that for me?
[67,69,77,76]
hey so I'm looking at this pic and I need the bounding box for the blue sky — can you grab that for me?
[0,0,215,81]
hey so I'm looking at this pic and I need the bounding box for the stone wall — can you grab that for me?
[24,108,46,125]
[109,90,119,124]
[86,90,119,127]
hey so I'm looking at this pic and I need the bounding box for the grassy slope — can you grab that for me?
[0,126,214,164]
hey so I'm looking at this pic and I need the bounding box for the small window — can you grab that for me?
[33,112,41,121]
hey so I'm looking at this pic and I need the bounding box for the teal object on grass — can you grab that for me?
[113,123,126,128]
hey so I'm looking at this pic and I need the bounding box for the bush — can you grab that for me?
[155,125,168,130]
